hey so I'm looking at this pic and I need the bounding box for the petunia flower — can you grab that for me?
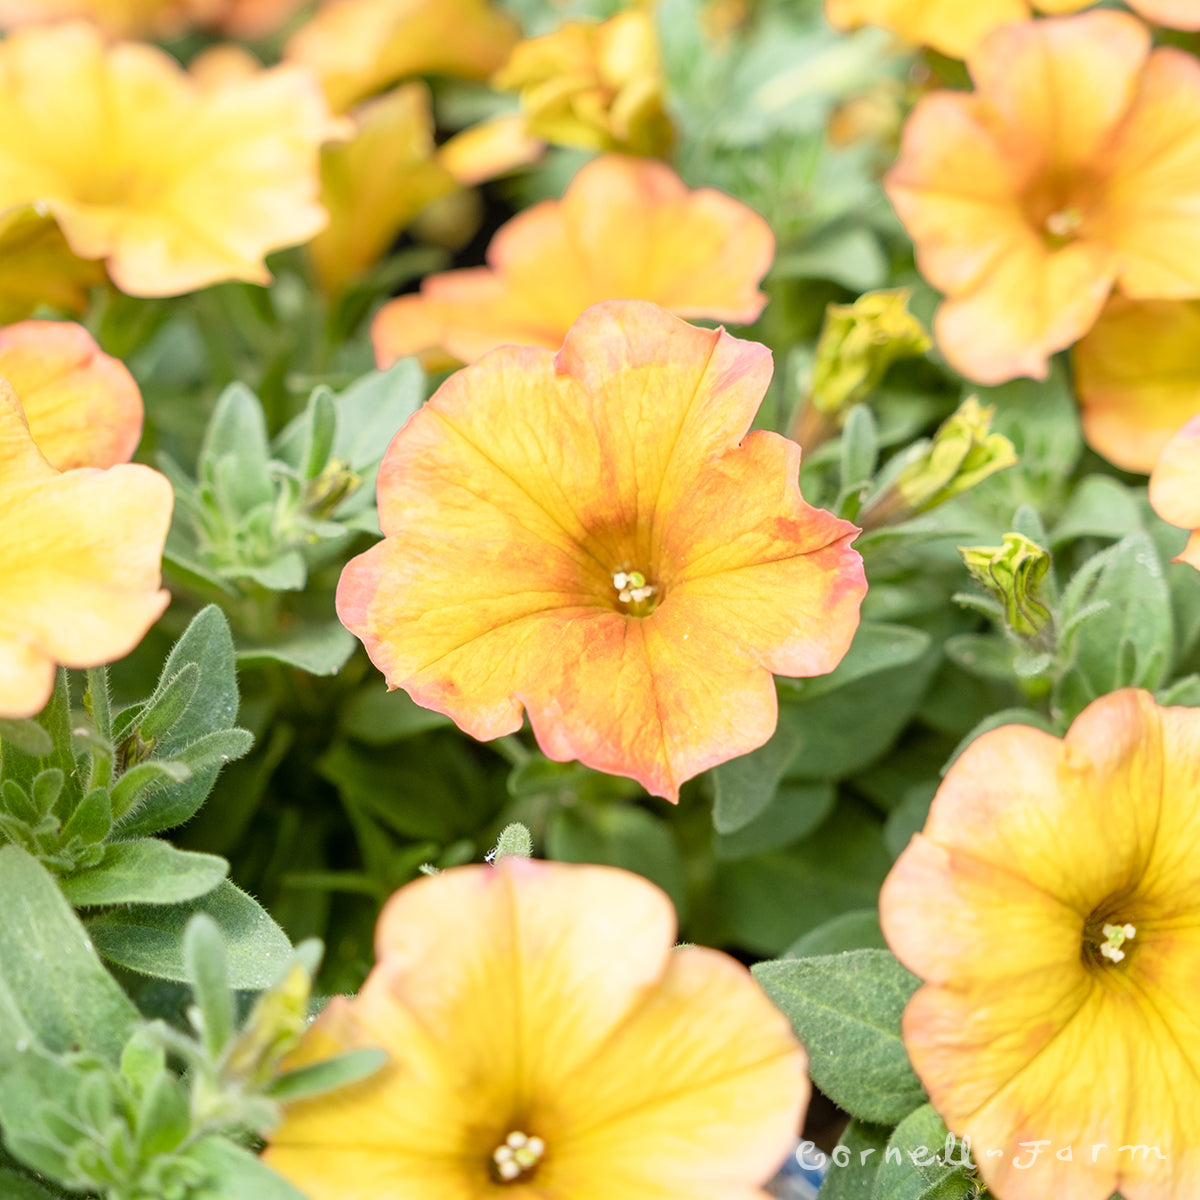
[886,10,1200,385]
[1072,296,1200,474]
[493,8,672,157]
[0,320,141,471]
[340,299,865,801]
[263,857,808,1198]
[1149,415,1200,570]
[0,379,172,719]
[285,0,520,114]
[881,688,1200,1200]
[371,155,775,369]
[0,21,340,298]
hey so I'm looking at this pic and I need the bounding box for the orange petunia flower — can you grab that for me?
[371,155,775,369]
[263,857,808,1198]
[0,21,339,298]
[1073,296,1200,474]
[341,300,865,802]
[1128,0,1200,29]
[285,0,519,114]
[1150,415,1200,570]
[0,0,306,41]
[881,689,1200,1200]
[0,378,171,719]
[493,8,672,157]
[886,10,1200,385]
[0,320,141,471]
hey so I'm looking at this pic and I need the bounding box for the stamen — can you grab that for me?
[1099,922,1136,963]
[612,568,658,612]
[491,1131,545,1183]
[1044,206,1082,240]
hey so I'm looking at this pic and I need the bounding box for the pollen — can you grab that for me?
[1043,206,1083,242]
[612,568,659,612]
[1099,922,1136,963]
[491,1131,545,1183]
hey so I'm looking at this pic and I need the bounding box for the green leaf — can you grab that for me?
[87,880,292,988]
[976,359,1081,485]
[60,787,113,846]
[773,225,888,290]
[753,949,925,1124]
[0,845,137,1061]
[119,606,245,838]
[268,1048,388,1102]
[546,804,688,917]
[338,686,451,743]
[59,840,228,907]
[236,620,358,676]
[0,1167,62,1200]
[1051,474,1142,545]
[1060,531,1173,704]
[186,1137,311,1200]
[0,720,53,758]
[872,1105,977,1200]
[785,908,886,956]
[488,822,533,862]
[110,760,191,821]
[301,386,338,480]
[712,726,803,833]
[137,661,201,743]
[713,780,835,860]
[333,357,425,478]
[199,383,273,512]
[782,622,933,703]
[820,1120,893,1200]
[716,800,891,953]
[183,914,234,1058]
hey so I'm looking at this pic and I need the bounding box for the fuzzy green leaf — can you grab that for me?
[59,840,228,907]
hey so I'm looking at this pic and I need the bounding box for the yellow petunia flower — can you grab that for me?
[0,377,171,719]
[494,8,672,157]
[0,320,142,471]
[371,155,774,369]
[1150,416,1200,570]
[263,857,808,1198]
[887,10,1200,385]
[0,206,105,326]
[1073,296,1200,474]
[285,0,520,114]
[0,21,339,298]
[881,688,1200,1200]
[342,299,865,802]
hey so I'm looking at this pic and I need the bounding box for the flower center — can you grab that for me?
[612,568,660,616]
[1082,902,1139,969]
[1099,922,1136,963]
[1043,206,1083,241]
[491,1130,545,1183]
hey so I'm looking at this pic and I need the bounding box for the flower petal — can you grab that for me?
[1074,296,1200,473]
[0,380,172,718]
[1127,0,1200,28]
[1150,415,1200,566]
[1097,46,1200,297]
[0,319,141,470]
[824,0,1030,60]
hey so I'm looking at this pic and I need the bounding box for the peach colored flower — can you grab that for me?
[340,300,865,802]
[0,379,171,719]
[0,21,339,298]
[264,857,808,1199]
[1127,0,1200,30]
[0,206,105,326]
[1073,296,1200,473]
[285,0,519,114]
[0,320,141,471]
[371,155,775,369]
[886,10,1200,385]
[881,688,1200,1200]
[494,8,672,157]
[1150,415,1200,569]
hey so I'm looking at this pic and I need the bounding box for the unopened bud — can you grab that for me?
[222,963,311,1089]
[959,533,1053,640]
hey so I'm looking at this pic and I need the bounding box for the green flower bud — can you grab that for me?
[959,533,1053,640]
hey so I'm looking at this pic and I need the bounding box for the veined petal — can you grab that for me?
[1150,415,1200,567]
[1074,296,1200,473]
[1097,47,1200,297]
[0,319,141,469]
